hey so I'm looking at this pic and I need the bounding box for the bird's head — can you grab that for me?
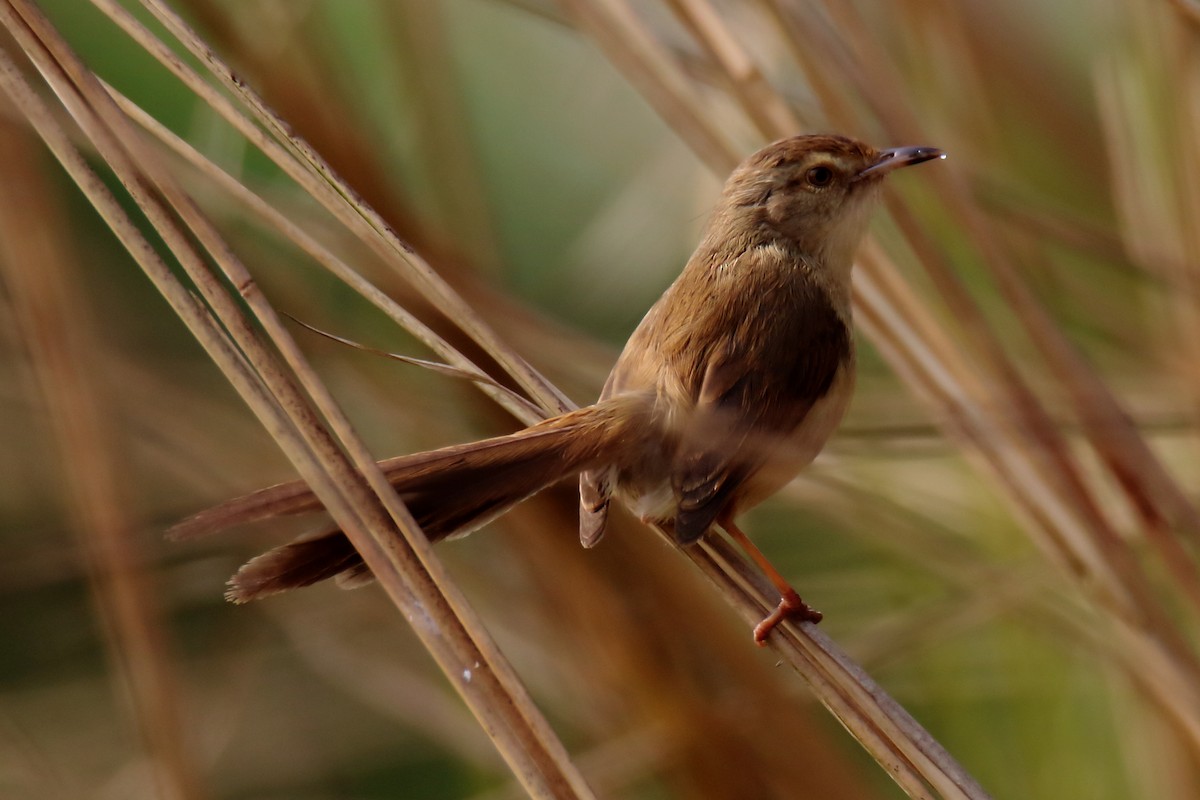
[722,134,943,270]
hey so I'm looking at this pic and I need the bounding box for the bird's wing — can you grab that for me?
[670,278,850,542]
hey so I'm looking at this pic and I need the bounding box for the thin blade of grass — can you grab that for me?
[0,3,594,796]
[663,0,802,138]
[668,0,1200,751]
[382,0,504,272]
[689,532,988,800]
[126,0,573,415]
[552,0,1200,785]
[0,90,205,800]
[556,0,741,173]
[99,82,542,424]
[281,313,539,405]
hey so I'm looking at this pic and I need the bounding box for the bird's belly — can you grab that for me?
[612,357,856,526]
[624,481,677,525]
[608,428,677,525]
[734,359,856,513]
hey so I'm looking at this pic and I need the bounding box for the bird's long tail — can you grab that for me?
[169,395,651,602]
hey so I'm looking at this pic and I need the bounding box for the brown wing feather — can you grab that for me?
[670,268,850,542]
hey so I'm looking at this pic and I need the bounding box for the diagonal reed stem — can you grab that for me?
[0,82,206,800]
[0,1,593,796]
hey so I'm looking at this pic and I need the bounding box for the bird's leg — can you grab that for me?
[718,515,822,645]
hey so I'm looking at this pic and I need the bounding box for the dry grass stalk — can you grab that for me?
[102,83,544,424]
[0,1,593,796]
[694,535,987,800]
[90,0,571,415]
[103,17,974,786]
[0,85,204,800]
[527,0,1200,792]
[18,1,873,796]
[59,0,993,795]
[140,0,575,412]
[769,0,1200,602]
[8,0,1199,797]
[556,0,741,172]
[587,0,1200,758]
[382,1,505,271]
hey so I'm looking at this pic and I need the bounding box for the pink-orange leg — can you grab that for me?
[719,515,822,645]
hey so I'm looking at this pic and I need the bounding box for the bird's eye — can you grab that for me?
[806,165,835,187]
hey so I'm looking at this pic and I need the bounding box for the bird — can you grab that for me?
[170,134,944,643]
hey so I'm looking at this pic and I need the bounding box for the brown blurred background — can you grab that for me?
[2,1,1199,798]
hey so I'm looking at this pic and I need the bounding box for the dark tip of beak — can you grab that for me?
[854,146,945,181]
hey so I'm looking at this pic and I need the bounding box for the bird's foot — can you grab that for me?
[753,589,822,646]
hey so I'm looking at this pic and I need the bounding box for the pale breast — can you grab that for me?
[728,353,856,515]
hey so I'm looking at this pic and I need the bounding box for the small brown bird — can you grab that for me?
[171,134,943,643]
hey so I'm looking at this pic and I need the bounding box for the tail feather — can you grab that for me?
[174,396,652,602]
[225,526,358,602]
[171,424,592,541]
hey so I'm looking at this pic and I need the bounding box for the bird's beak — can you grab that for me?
[854,146,945,181]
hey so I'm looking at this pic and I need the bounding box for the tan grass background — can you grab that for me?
[1,0,1199,798]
